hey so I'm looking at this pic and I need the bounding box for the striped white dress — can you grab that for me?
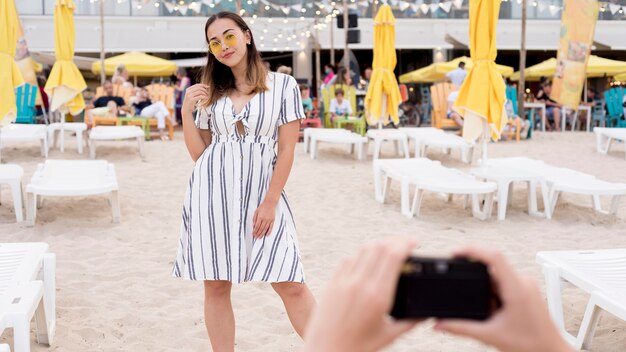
[173,72,306,283]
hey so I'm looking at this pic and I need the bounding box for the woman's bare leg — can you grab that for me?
[204,281,235,352]
[271,282,316,338]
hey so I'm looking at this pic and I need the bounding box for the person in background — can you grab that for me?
[303,237,573,352]
[329,88,352,122]
[362,67,372,91]
[299,84,314,118]
[535,81,562,131]
[445,61,467,88]
[174,67,191,125]
[112,64,133,89]
[263,61,272,72]
[331,67,352,86]
[323,64,336,85]
[446,90,464,127]
[276,65,293,75]
[85,80,128,124]
[132,87,173,141]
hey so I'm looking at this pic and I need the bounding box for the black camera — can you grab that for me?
[391,257,497,320]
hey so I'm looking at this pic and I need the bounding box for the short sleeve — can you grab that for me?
[278,75,306,126]
[195,107,211,130]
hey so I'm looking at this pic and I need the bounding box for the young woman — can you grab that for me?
[172,11,316,351]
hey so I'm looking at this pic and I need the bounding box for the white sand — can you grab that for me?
[1,130,625,351]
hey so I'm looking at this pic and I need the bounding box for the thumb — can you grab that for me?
[383,320,420,344]
[434,319,493,344]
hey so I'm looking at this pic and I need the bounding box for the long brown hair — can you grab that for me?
[199,11,268,107]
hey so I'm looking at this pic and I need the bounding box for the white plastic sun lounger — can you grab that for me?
[536,249,626,350]
[414,131,475,164]
[366,129,410,160]
[0,242,56,352]
[47,122,88,154]
[25,160,120,226]
[488,157,626,218]
[398,127,446,157]
[309,130,368,161]
[594,127,626,160]
[88,126,145,159]
[302,128,351,154]
[373,158,497,220]
[0,124,48,161]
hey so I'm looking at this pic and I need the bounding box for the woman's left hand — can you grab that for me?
[252,200,277,238]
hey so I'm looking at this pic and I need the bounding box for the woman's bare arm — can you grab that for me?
[182,84,212,161]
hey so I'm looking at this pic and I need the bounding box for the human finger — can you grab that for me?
[374,238,418,298]
[382,319,421,345]
[264,220,274,237]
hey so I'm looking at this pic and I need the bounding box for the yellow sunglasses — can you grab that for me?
[208,32,239,56]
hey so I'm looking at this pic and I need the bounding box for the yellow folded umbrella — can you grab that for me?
[92,52,177,77]
[0,0,25,126]
[510,55,626,81]
[454,0,507,143]
[364,4,402,126]
[399,56,513,84]
[44,0,87,115]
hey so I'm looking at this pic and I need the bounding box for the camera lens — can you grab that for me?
[435,261,448,274]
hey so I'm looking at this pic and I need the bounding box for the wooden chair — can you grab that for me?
[94,84,133,105]
[429,82,459,130]
[144,83,175,140]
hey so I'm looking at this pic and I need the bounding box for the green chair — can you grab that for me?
[322,84,357,128]
[117,117,150,140]
[15,83,38,124]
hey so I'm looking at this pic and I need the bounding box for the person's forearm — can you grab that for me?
[182,109,209,162]
[263,152,295,205]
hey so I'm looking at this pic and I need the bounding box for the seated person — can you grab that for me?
[304,237,573,352]
[86,80,128,124]
[299,84,314,118]
[535,81,562,131]
[132,87,173,141]
[623,93,626,119]
[446,91,464,127]
[329,88,353,122]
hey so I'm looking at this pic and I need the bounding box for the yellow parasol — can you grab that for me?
[91,52,177,77]
[44,0,87,115]
[616,73,626,82]
[454,0,507,148]
[0,0,25,126]
[364,4,402,126]
[510,55,626,81]
[399,56,513,84]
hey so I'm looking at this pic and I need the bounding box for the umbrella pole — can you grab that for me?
[99,0,106,85]
[379,93,387,129]
[60,111,65,153]
[480,119,488,166]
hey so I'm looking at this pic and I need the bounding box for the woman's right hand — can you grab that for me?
[181,84,209,116]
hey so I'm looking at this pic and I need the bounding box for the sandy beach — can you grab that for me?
[1,130,625,351]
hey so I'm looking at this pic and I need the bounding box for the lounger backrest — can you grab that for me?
[40,160,110,186]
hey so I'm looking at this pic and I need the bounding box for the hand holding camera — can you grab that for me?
[304,239,573,352]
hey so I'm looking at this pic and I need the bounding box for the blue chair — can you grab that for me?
[590,100,606,128]
[506,85,533,139]
[15,83,38,124]
[604,88,626,128]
